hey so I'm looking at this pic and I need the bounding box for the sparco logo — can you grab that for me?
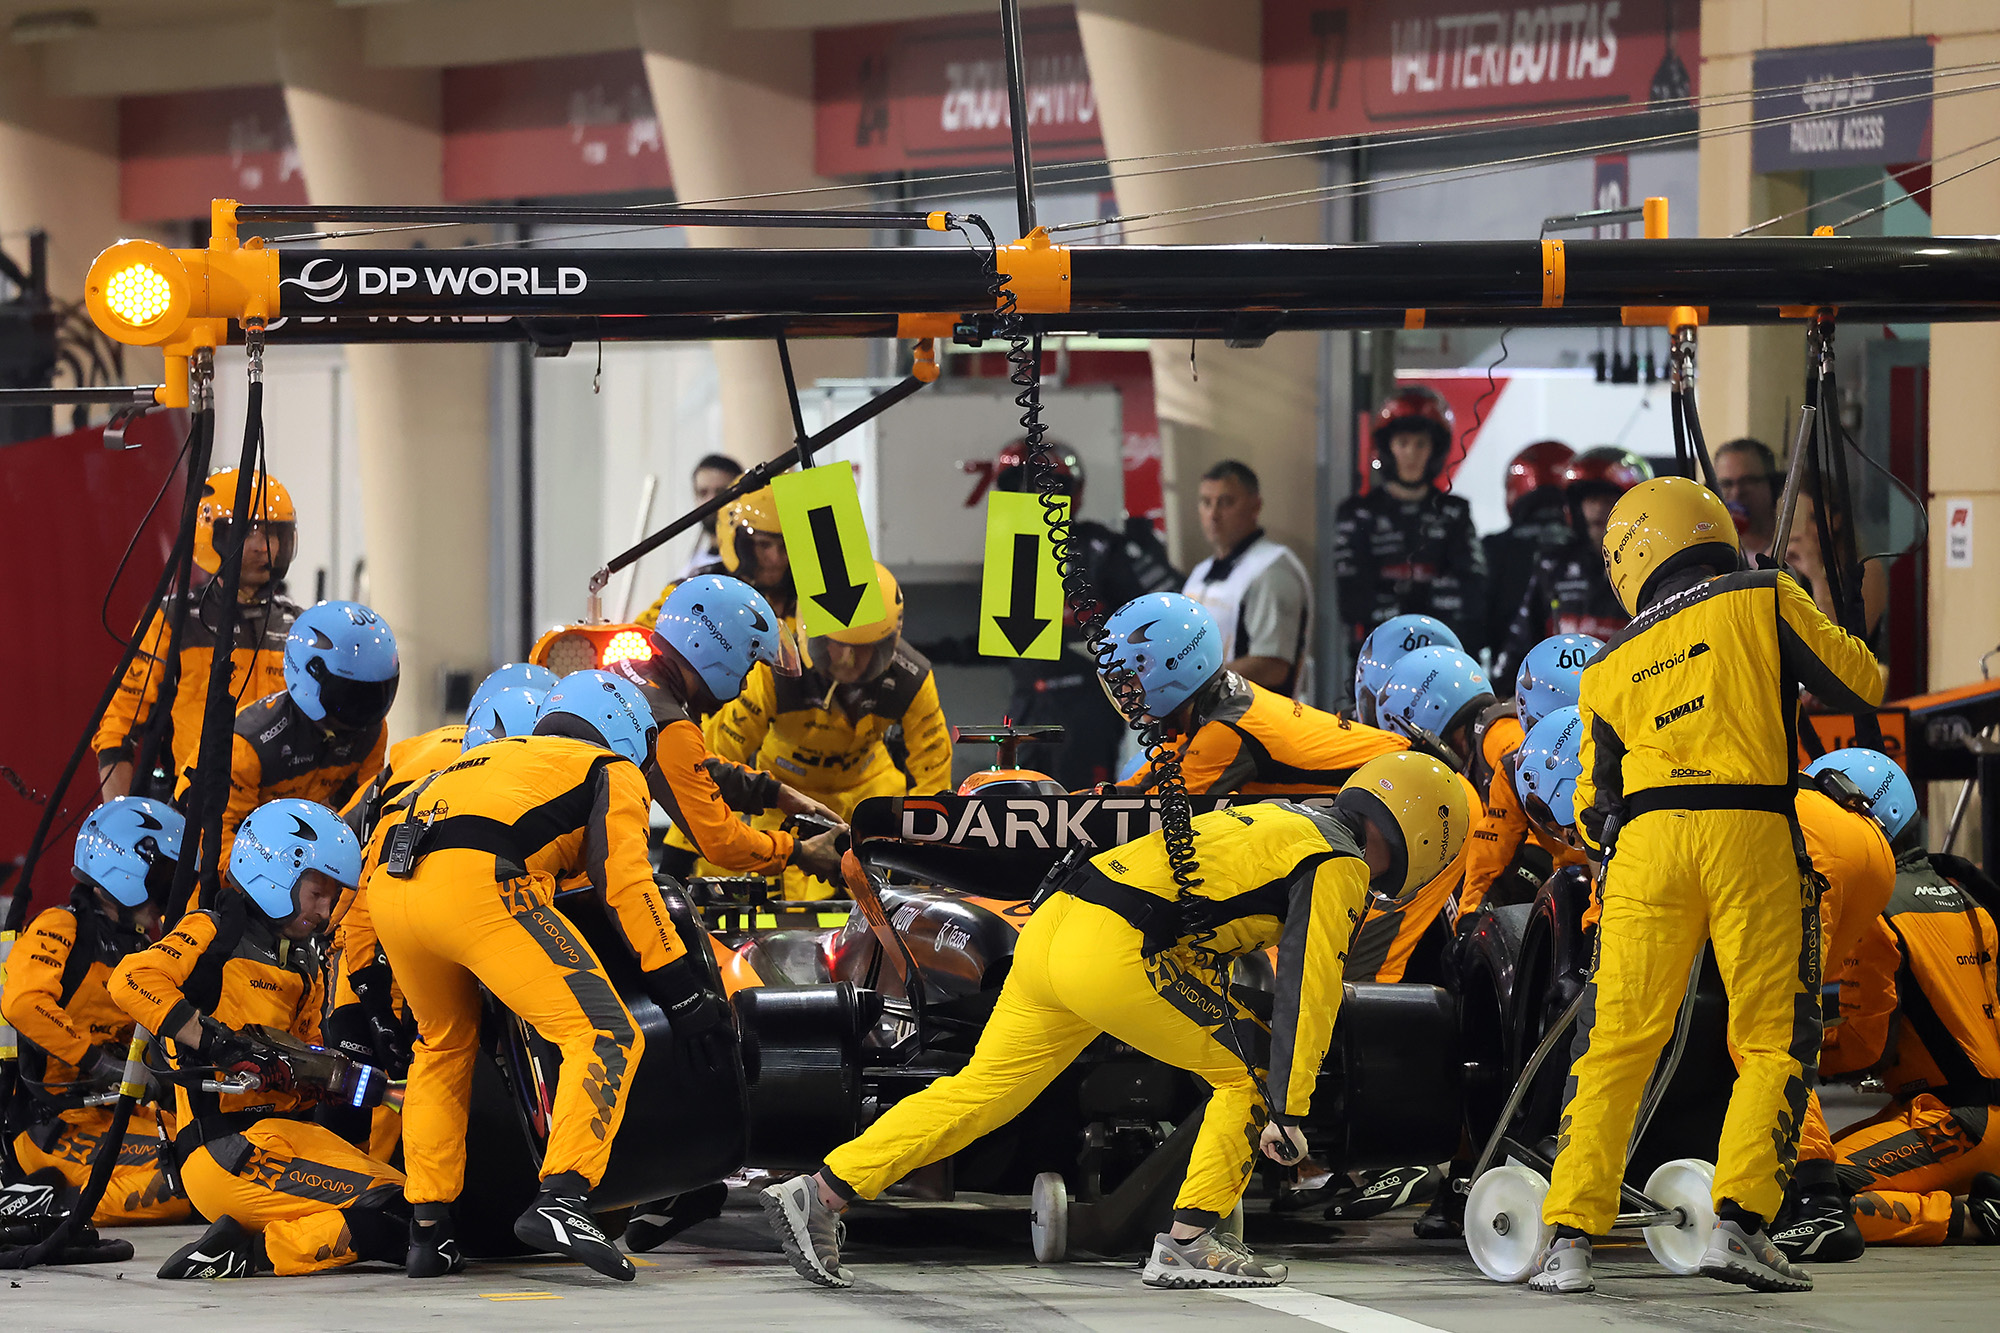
[281,257,588,304]
[1654,695,1706,730]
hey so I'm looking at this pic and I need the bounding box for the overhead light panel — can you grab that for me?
[10,10,96,44]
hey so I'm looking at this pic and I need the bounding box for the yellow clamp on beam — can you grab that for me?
[911,337,941,384]
[1404,309,1426,330]
[1779,304,1839,320]
[1540,239,1565,308]
[1643,196,1669,240]
[997,227,1072,314]
[897,312,959,340]
[1621,304,1707,329]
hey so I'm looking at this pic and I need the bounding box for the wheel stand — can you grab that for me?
[1032,1103,1205,1261]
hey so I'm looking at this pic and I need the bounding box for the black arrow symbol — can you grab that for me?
[807,505,870,625]
[992,532,1051,655]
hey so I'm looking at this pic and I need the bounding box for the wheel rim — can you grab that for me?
[1464,1163,1552,1283]
[1030,1172,1068,1264]
[1641,1158,1717,1275]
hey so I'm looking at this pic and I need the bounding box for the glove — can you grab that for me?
[642,958,734,1076]
[197,1017,293,1095]
[76,1044,125,1092]
[324,1004,411,1076]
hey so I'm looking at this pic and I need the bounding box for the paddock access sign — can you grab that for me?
[1751,37,1933,173]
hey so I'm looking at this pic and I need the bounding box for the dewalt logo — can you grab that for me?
[1654,695,1706,730]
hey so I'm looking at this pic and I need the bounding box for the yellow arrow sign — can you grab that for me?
[771,463,886,638]
[979,491,1064,660]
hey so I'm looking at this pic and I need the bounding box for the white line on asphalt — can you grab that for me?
[1220,1288,1454,1333]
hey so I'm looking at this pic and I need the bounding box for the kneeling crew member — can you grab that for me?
[1351,614,1460,727]
[1107,593,1405,798]
[760,751,1469,1290]
[679,564,950,899]
[3,798,191,1224]
[1530,477,1882,1296]
[368,671,731,1282]
[622,575,844,888]
[188,599,397,878]
[113,799,406,1279]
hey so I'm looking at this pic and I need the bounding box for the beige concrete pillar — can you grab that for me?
[0,43,161,381]
[275,2,492,736]
[634,0,867,467]
[1074,0,1319,570]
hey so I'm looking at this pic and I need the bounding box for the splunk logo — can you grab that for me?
[280,256,588,304]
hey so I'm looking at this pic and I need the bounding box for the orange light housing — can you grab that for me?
[528,622,655,676]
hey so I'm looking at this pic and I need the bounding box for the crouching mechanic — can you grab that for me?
[1813,753,2000,1249]
[760,627,1468,1291]
[110,799,405,1279]
[1530,477,1882,1295]
[367,671,732,1282]
[674,564,951,899]
[2,798,191,1224]
[185,599,397,881]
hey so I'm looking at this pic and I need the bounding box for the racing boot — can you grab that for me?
[1770,1183,1864,1263]
[1413,1169,1468,1239]
[1965,1173,2000,1242]
[512,1171,634,1281]
[760,1174,852,1288]
[1323,1163,1440,1221]
[159,1215,270,1280]
[1700,1217,1813,1293]
[624,1182,729,1253]
[1527,1232,1594,1294]
[407,1202,466,1278]
[1142,1228,1288,1288]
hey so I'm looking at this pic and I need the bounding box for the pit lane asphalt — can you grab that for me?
[4,1189,1988,1333]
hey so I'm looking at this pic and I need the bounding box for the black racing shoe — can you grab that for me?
[512,1172,635,1282]
[623,1182,729,1253]
[1323,1164,1441,1221]
[1770,1190,1865,1263]
[159,1216,265,1280]
[1413,1172,1468,1239]
[407,1204,466,1279]
[1966,1173,2000,1243]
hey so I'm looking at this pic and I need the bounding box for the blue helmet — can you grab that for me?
[73,797,184,909]
[463,685,548,752]
[1517,706,1585,832]
[653,575,794,704]
[285,601,400,731]
[1375,646,1495,747]
[1354,615,1462,726]
[229,798,362,923]
[1516,633,1604,732]
[1101,593,1224,719]
[469,663,559,715]
[1807,748,1918,840]
[535,669,659,767]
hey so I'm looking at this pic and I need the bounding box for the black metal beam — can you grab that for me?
[239,204,939,232]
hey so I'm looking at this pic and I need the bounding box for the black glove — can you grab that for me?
[642,958,734,1076]
[76,1044,125,1092]
[197,1017,293,1094]
[324,1004,410,1076]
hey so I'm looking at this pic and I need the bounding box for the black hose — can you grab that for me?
[130,417,217,791]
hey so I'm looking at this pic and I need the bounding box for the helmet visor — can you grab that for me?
[211,518,297,580]
[309,660,399,731]
[809,634,895,685]
[763,621,803,678]
[1098,668,1150,725]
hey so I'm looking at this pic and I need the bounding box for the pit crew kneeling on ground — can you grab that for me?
[3,798,192,1225]
[110,799,406,1278]
[760,746,1469,1287]
[367,670,730,1282]
[1530,477,1883,1296]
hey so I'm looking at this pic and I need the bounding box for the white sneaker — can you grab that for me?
[1141,1229,1287,1288]
[1527,1234,1594,1293]
[1700,1219,1812,1293]
[759,1175,852,1289]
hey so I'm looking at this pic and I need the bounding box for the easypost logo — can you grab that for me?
[281,257,588,304]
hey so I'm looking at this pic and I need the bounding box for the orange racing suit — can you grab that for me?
[1461,707,1588,920]
[1118,672,1406,797]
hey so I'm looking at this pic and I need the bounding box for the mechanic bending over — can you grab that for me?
[616,575,845,890]
[641,485,796,628]
[1107,593,1406,799]
[111,799,404,1280]
[95,468,301,802]
[3,799,192,1225]
[179,599,397,889]
[669,564,951,900]
[1816,754,2000,1250]
[761,613,1469,1291]
[365,671,733,1282]
[1530,477,1883,1296]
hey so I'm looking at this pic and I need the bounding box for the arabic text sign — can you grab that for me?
[1752,37,1932,172]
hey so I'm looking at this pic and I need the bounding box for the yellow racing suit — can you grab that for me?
[111,896,406,1275]
[365,735,685,1206]
[93,587,299,792]
[1545,568,1882,1233]
[674,646,952,898]
[821,802,1369,1226]
[1820,853,2000,1244]
[2,899,189,1224]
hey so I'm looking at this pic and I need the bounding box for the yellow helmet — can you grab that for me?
[194,468,297,578]
[1601,476,1739,615]
[716,486,783,577]
[1335,752,1469,902]
[808,564,903,683]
